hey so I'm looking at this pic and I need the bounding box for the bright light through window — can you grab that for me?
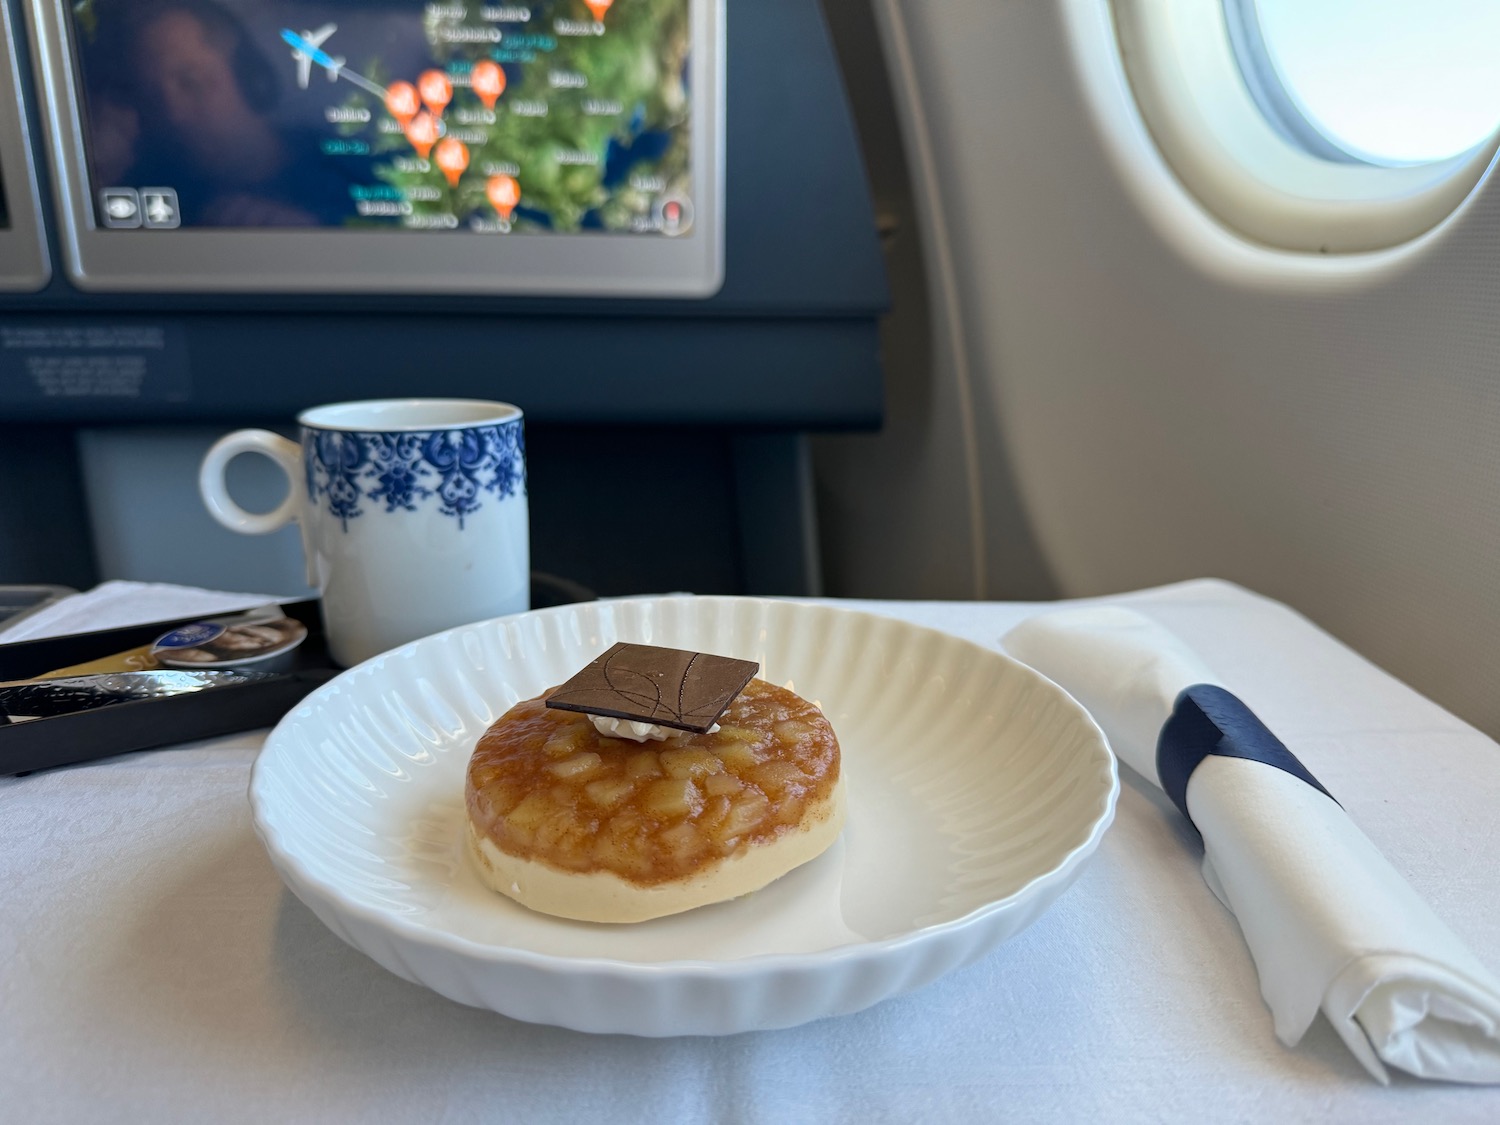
[1253,0,1500,165]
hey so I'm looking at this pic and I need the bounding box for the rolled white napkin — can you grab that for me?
[1004,606,1500,1084]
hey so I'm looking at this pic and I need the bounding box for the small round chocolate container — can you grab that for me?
[152,613,308,673]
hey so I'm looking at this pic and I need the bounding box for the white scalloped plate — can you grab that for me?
[250,597,1118,1035]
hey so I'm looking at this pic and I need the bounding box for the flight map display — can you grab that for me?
[66,0,694,236]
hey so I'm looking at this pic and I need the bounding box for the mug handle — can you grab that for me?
[199,429,319,587]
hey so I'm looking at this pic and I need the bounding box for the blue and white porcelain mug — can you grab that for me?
[199,399,528,667]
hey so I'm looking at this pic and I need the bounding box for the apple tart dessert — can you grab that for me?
[464,643,845,922]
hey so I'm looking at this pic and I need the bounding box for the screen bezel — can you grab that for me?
[25,0,723,296]
[0,0,51,292]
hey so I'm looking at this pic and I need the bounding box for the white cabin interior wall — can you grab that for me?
[812,0,1059,603]
[817,0,1500,738]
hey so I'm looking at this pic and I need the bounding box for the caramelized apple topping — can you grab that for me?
[465,679,840,886]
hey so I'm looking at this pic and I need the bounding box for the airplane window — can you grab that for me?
[1230,0,1500,166]
[1108,0,1500,253]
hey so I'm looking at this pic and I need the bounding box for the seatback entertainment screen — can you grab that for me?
[1,1,50,290]
[69,0,692,235]
[28,0,723,293]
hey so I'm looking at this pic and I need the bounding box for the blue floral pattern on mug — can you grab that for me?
[304,420,525,531]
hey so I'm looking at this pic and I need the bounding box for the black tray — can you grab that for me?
[0,599,337,776]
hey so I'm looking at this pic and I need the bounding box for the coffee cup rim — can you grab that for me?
[298,398,522,433]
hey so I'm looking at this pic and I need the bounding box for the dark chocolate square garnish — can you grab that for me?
[544,643,760,732]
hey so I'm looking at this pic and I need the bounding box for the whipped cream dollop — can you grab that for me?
[588,714,720,742]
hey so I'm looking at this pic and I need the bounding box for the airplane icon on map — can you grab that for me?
[289,23,343,88]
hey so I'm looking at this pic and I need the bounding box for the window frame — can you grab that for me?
[1113,0,1500,253]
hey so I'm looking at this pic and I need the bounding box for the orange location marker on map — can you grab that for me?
[419,69,453,117]
[487,174,520,221]
[585,0,613,22]
[385,81,419,125]
[434,138,469,188]
[471,60,506,110]
[404,111,439,159]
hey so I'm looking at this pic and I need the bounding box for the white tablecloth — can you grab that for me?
[4,580,1497,1122]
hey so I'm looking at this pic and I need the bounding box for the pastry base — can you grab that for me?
[466,773,847,923]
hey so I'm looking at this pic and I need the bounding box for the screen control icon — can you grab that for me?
[654,194,693,236]
[100,188,141,228]
[141,188,181,229]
